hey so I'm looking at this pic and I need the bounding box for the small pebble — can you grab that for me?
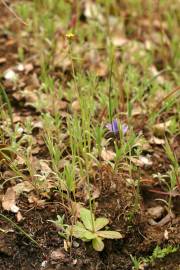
[73,241,79,248]
[4,69,17,82]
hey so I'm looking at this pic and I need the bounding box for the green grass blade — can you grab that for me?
[0,83,14,130]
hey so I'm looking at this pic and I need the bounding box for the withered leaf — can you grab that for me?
[2,187,19,213]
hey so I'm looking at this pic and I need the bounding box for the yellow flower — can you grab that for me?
[66,32,75,39]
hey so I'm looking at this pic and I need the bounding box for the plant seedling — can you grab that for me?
[50,215,70,240]
[69,207,122,251]
[130,255,144,270]
[130,245,178,269]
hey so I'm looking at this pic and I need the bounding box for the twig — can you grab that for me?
[154,85,180,111]
[1,0,28,26]
[148,188,180,197]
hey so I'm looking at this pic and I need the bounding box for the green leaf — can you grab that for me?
[92,237,104,251]
[71,224,96,240]
[0,83,14,130]
[80,207,94,231]
[76,221,85,228]
[84,230,96,240]
[71,224,88,239]
[94,217,109,231]
[58,232,66,239]
[97,230,123,239]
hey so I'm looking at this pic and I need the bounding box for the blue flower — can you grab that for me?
[106,119,118,133]
[106,119,128,135]
[122,123,128,134]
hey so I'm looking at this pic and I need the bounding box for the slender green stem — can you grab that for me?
[108,57,113,124]
[0,213,40,247]
[0,83,14,131]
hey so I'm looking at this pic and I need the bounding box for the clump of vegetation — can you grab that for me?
[0,0,180,269]
[131,245,179,270]
[51,207,122,251]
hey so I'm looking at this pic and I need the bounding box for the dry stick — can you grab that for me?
[148,189,180,197]
[153,85,180,111]
[1,0,28,26]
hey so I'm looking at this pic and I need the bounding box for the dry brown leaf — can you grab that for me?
[16,155,26,165]
[164,229,169,240]
[139,156,153,166]
[132,106,146,116]
[71,100,80,113]
[149,66,165,84]
[24,63,34,74]
[23,88,38,104]
[53,36,71,70]
[149,136,165,145]
[16,211,24,222]
[57,100,68,110]
[50,249,65,260]
[101,148,116,161]
[147,206,165,219]
[39,160,52,174]
[130,156,152,167]
[0,57,6,64]
[33,121,43,129]
[13,114,21,123]
[84,2,104,23]
[134,138,151,152]
[2,187,19,213]
[94,62,108,77]
[31,73,40,88]
[84,185,100,201]
[28,193,45,206]
[153,120,172,137]
[13,181,34,196]
[111,35,128,47]
[70,202,82,218]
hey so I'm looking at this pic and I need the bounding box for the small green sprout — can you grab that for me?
[130,245,178,269]
[149,245,178,264]
[50,215,69,239]
[130,255,144,270]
